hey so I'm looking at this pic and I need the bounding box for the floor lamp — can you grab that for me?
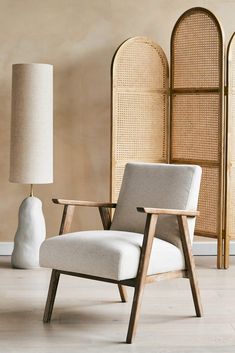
[9,63,53,269]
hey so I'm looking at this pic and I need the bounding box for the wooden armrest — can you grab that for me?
[137,207,199,217]
[52,198,116,208]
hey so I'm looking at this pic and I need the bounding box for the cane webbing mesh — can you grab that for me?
[171,94,220,162]
[170,8,224,237]
[227,33,235,237]
[173,11,220,88]
[196,166,220,235]
[112,37,168,201]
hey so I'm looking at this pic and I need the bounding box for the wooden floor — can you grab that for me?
[1,256,235,352]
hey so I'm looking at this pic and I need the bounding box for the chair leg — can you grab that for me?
[43,269,60,323]
[126,282,145,343]
[118,284,128,302]
[126,214,158,343]
[178,216,203,317]
[188,269,203,317]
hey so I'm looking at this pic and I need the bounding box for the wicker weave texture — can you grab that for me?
[112,37,168,201]
[196,166,220,235]
[171,94,220,162]
[172,10,220,88]
[227,33,235,237]
[171,8,223,237]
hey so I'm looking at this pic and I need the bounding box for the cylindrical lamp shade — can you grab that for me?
[10,63,53,184]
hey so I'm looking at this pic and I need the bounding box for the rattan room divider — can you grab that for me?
[111,37,169,202]
[111,8,235,269]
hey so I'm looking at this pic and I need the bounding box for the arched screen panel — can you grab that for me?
[111,37,169,201]
[170,8,224,242]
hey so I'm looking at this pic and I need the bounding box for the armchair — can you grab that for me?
[40,163,202,343]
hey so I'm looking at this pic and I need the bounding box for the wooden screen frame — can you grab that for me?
[225,32,235,268]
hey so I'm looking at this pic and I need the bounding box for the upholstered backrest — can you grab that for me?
[111,163,202,248]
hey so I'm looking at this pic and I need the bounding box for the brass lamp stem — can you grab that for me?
[30,184,34,197]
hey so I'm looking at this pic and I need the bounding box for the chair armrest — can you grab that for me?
[137,207,199,217]
[52,198,116,208]
[54,199,116,234]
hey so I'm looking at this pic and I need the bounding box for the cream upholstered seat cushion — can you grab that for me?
[40,230,185,281]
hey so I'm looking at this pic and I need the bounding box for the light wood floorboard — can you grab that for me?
[0,256,235,352]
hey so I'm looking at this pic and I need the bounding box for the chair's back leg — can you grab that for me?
[118,284,128,302]
[126,214,158,343]
[177,215,203,317]
[43,269,60,323]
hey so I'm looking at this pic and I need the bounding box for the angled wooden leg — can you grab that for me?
[178,215,203,317]
[118,284,128,302]
[43,269,60,323]
[126,214,158,343]
[126,282,145,344]
[42,204,73,323]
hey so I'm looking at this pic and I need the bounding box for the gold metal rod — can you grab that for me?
[30,184,34,197]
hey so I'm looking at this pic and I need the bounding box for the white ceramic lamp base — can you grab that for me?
[11,196,46,269]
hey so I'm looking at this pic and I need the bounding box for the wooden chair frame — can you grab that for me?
[43,199,202,343]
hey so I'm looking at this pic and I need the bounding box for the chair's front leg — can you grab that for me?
[177,215,203,317]
[126,214,158,343]
[43,205,75,323]
[43,269,60,322]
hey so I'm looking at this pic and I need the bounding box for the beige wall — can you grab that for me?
[0,0,234,242]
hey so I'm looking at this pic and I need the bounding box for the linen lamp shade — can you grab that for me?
[10,63,53,184]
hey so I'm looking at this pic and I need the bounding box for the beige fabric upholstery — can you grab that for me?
[40,230,185,281]
[111,163,201,248]
[40,163,201,281]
